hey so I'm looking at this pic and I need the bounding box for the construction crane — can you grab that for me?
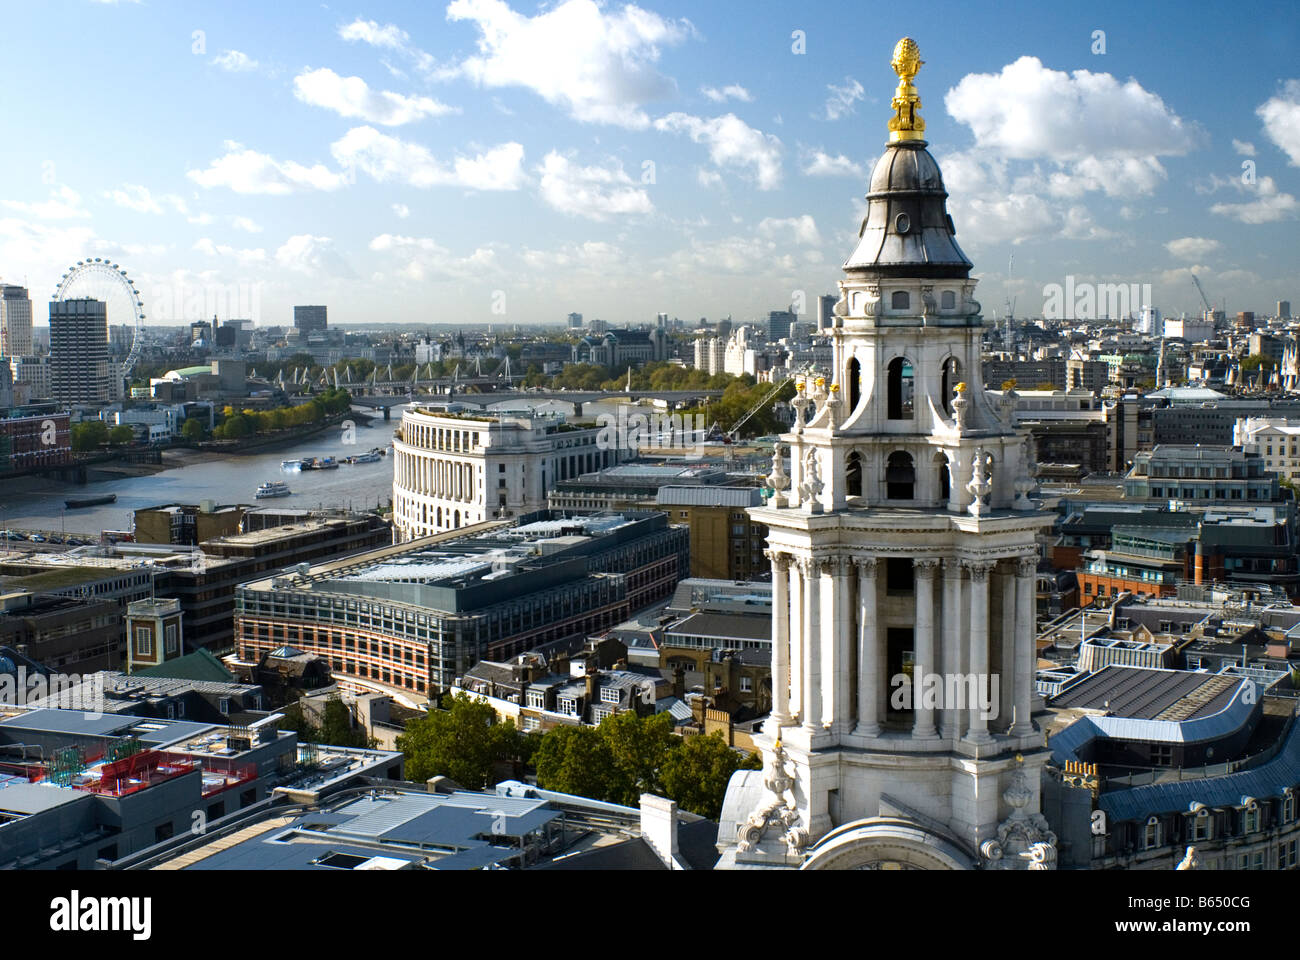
[1191,273,1214,318]
[711,363,818,442]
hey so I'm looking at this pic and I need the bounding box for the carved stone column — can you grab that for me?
[801,559,822,735]
[767,550,792,727]
[788,557,803,722]
[964,559,995,744]
[940,559,964,740]
[820,558,838,730]
[853,557,880,737]
[912,558,940,739]
[1012,556,1037,736]
[1000,565,1016,729]
[828,557,853,734]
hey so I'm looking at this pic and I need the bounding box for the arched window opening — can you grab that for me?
[937,454,950,501]
[941,357,962,415]
[848,357,862,412]
[940,290,956,310]
[886,451,915,500]
[891,290,911,311]
[887,357,914,420]
[846,452,863,498]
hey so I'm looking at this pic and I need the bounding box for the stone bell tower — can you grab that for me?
[716,38,1058,870]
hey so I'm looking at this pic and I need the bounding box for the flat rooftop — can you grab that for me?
[1050,665,1241,722]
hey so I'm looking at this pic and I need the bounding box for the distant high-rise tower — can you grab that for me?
[0,285,33,357]
[294,305,327,335]
[816,294,838,333]
[50,298,111,404]
[768,308,796,342]
[1279,300,1291,320]
[717,39,1054,872]
[567,312,583,330]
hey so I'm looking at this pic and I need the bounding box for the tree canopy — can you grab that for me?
[396,693,533,789]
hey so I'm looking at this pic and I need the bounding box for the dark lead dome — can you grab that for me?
[843,140,973,281]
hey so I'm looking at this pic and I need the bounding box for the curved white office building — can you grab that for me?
[392,407,623,541]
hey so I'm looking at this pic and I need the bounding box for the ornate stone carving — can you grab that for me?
[799,447,824,508]
[951,383,968,433]
[1016,556,1037,579]
[769,443,790,507]
[735,739,810,857]
[765,549,790,573]
[1176,846,1199,870]
[913,557,940,578]
[791,386,810,435]
[963,559,994,582]
[854,556,878,578]
[966,447,991,516]
[982,756,1058,870]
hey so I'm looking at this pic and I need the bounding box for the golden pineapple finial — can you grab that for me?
[888,37,925,143]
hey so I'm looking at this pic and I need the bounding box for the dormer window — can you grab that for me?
[891,291,910,311]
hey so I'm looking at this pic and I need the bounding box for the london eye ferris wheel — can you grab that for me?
[52,258,147,376]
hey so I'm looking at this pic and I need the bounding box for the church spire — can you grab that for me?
[888,37,925,143]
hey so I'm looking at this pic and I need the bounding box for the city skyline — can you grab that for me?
[0,0,1297,329]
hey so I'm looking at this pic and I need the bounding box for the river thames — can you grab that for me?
[0,405,406,536]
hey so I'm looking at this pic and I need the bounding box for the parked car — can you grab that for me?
[30,535,46,543]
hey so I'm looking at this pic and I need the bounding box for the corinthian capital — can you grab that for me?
[1016,556,1038,578]
[854,556,878,578]
[913,557,941,578]
[765,548,790,572]
[962,559,995,582]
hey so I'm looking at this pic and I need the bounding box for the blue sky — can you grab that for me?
[1,0,1297,329]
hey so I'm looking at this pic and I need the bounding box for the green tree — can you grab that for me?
[108,424,135,445]
[396,693,523,788]
[660,733,763,819]
[597,711,676,805]
[533,724,619,800]
[180,418,204,443]
[71,420,109,452]
[318,697,372,748]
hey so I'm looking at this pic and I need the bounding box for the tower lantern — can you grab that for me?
[716,39,1056,872]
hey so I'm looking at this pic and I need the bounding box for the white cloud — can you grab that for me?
[520,240,624,274]
[369,234,501,281]
[330,126,527,190]
[1165,236,1221,260]
[231,216,262,233]
[392,203,411,218]
[1257,80,1300,166]
[275,234,354,276]
[339,18,436,76]
[696,168,722,188]
[4,186,90,220]
[293,68,457,125]
[339,19,411,49]
[104,184,190,215]
[1233,139,1256,157]
[444,0,690,128]
[701,84,751,104]
[193,237,267,265]
[821,77,864,121]
[536,152,652,220]
[945,57,1195,160]
[212,50,258,73]
[653,112,782,189]
[757,215,820,246]
[1210,176,1299,223]
[187,141,348,194]
[801,149,864,178]
[938,58,1196,243]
